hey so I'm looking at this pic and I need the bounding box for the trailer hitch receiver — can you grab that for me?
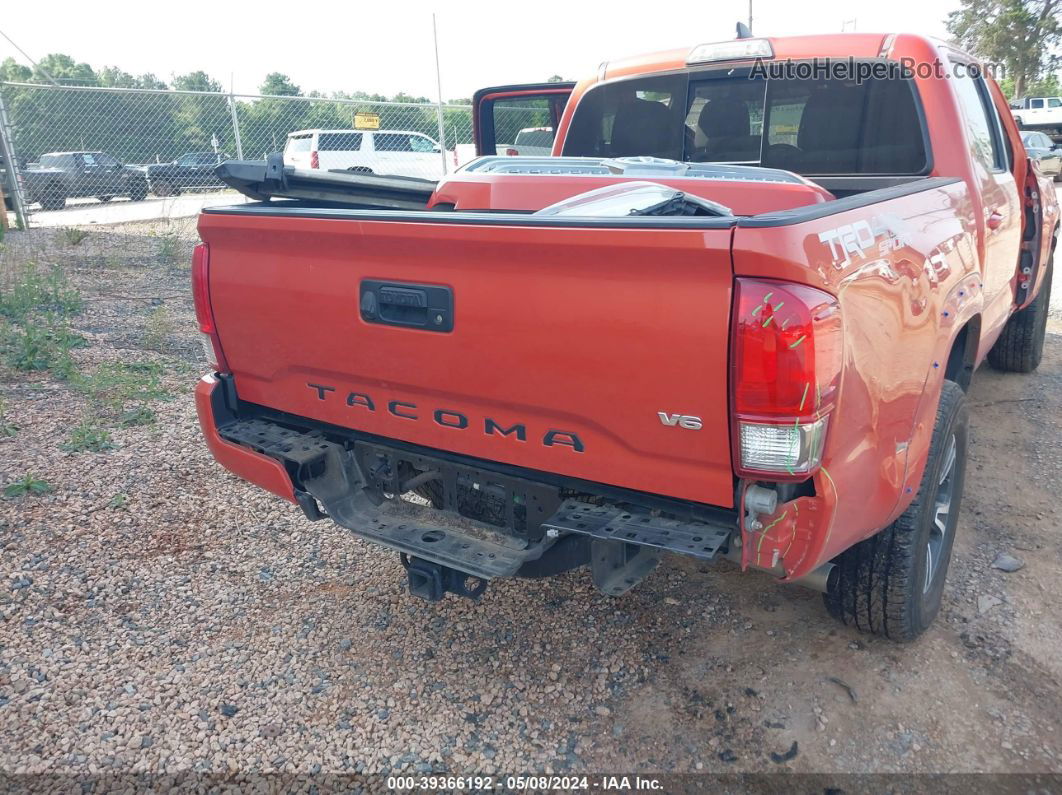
[401,554,488,602]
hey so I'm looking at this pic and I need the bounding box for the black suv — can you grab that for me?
[24,152,148,210]
[145,152,231,196]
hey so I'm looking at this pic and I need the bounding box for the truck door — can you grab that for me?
[472,82,575,157]
[951,66,1022,332]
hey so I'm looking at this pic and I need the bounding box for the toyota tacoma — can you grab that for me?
[193,32,1057,641]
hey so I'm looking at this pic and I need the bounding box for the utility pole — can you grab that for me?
[432,13,449,173]
[748,0,753,33]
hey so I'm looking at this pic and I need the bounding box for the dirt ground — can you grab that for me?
[0,212,1060,785]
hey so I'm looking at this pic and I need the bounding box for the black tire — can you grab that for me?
[39,184,66,211]
[987,249,1053,373]
[97,195,113,203]
[1014,116,1024,129]
[347,166,374,174]
[152,180,175,197]
[824,380,968,642]
[128,180,148,202]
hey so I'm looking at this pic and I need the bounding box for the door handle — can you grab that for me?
[986,211,1004,230]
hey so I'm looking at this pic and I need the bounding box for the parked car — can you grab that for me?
[196,32,1057,643]
[22,152,148,210]
[1021,131,1062,180]
[1012,96,1062,133]
[497,126,556,156]
[145,152,232,196]
[283,129,449,179]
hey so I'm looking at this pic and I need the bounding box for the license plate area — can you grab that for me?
[353,441,562,541]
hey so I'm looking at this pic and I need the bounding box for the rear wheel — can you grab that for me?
[128,180,148,202]
[152,180,175,197]
[39,184,66,211]
[347,166,374,175]
[988,251,1053,373]
[824,380,968,641]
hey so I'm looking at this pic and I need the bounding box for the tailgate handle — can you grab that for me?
[360,280,454,333]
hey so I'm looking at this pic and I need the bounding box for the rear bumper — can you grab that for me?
[195,374,739,582]
[195,374,296,503]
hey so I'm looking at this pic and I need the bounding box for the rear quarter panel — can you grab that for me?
[733,180,981,572]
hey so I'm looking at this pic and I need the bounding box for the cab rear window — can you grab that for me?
[562,64,929,176]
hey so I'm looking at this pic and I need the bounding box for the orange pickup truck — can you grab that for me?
[194,32,1057,641]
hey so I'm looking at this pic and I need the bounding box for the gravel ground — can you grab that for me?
[0,215,1060,786]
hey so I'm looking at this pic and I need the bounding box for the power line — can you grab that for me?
[0,28,59,86]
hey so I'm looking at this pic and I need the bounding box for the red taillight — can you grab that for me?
[191,243,230,374]
[310,150,319,169]
[731,278,842,478]
[503,147,518,156]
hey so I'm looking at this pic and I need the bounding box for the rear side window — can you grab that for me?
[318,132,363,151]
[373,133,414,152]
[1050,98,1062,108]
[952,68,1005,171]
[285,135,312,154]
[1030,99,1044,109]
[563,65,927,175]
[562,73,687,160]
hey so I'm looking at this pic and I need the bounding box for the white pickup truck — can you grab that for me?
[1012,97,1062,134]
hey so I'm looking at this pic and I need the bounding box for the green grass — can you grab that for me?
[108,493,128,510]
[4,475,52,499]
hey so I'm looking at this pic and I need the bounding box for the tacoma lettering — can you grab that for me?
[303,383,582,450]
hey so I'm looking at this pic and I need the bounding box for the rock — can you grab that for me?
[978,594,1004,614]
[991,553,1025,573]
[594,706,611,717]
[219,703,239,717]
[260,723,283,739]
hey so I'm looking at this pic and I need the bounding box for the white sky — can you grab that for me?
[1,0,960,100]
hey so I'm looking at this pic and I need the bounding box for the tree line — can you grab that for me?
[0,54,475,164]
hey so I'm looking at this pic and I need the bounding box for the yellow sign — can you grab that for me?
[354,112,381,130]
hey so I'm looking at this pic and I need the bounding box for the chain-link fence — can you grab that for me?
[0,81,475,226]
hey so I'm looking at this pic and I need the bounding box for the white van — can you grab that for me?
[284,129,449,179]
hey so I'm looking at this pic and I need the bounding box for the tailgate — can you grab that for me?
[199,209,736,508]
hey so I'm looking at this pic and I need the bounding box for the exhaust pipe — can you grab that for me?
[790,562,836,594]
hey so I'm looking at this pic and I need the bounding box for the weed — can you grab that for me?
[73,361,170,417]
[0,263,83,322]
[143,305,173,351]
[4,474,52,498]
[155,229,182,264]
[0,398,16,437]
[62,419,115,453]
[119,406,156,427]
[108,493,129,510]
[59,227,89,247]
[0,318,82,375]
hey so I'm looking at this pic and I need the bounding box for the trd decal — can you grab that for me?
[818,214,912,266]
